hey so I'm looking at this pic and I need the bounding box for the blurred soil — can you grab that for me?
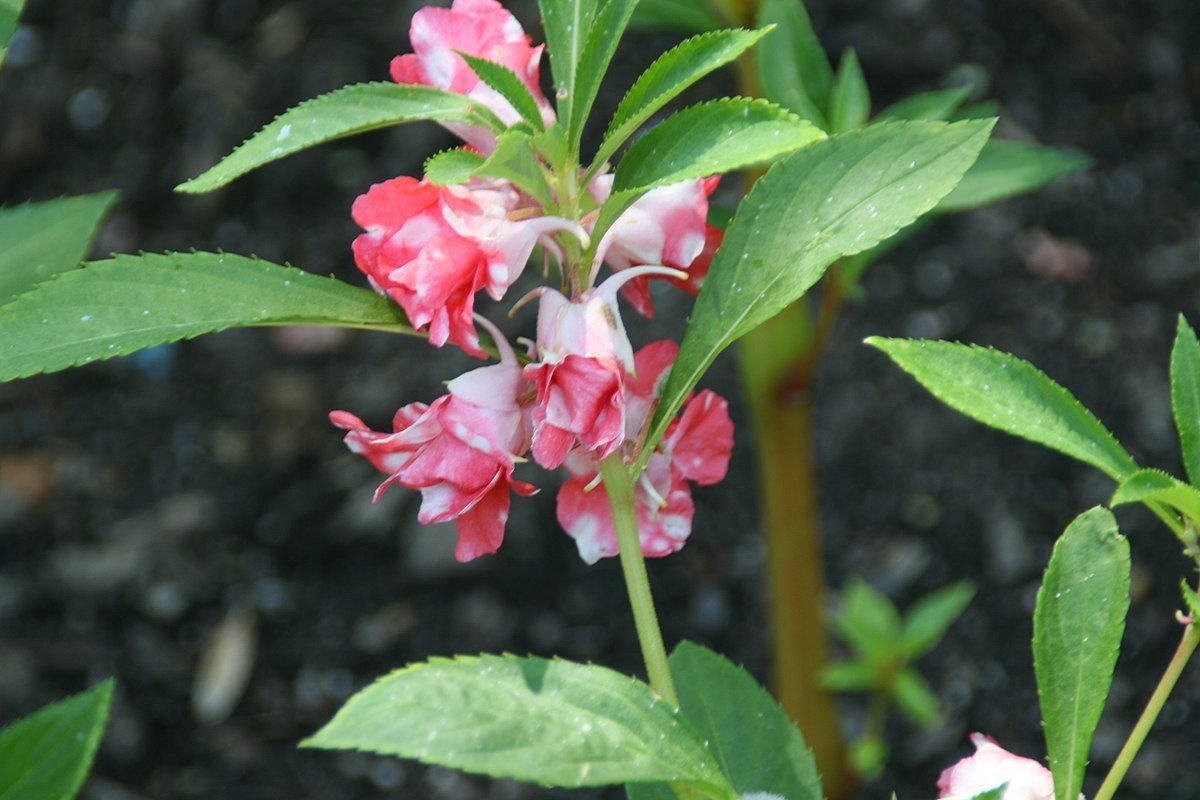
[1,0,1199,798]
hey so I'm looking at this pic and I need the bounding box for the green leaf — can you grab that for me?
[568,0,640,149]
[892,669,940,727]
[1170,315,1200,486]
[456,53,547,131]
[0,0,26,69]
[937,139,1091,212]
[865,338,1138,481]
[1180,580,1200,621]
[828,47,870,133]
[0,192,118,306]
[305,654,737,797]
[755,0,833,129]
[832,579,903,664]
[594,27,771,172]
[176,83,478,193]
[538,0,600,131]
[818,660,877,692]
[645,119,993,458]
[849,736,888,779]
[0,679,113,800]
[424,148,488,186]
[902,580,975,659]
[1110,468,1200,522]
[629,0,722,33]
[1034,507,1130,800]
[874,86,972,123]
[967,789,1006,800]
[630,642,821,800]
[0,252,411,382]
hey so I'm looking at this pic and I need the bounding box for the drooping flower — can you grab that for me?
[390,0,556,152]
[937,734,1058,800]
[556,341,734,564]
[352,175,578,357]
[329,320,535,562]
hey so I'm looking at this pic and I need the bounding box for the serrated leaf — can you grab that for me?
[176,83,478,193]
[1180,580,1200,620]
[424,148,487,186]
[832,579,903,664]
[629,642,821,800]
[755,0,832,129]
[875,86,972,123]
[456,53,546,131]
[828,47,870,133]
[568,0,639,149]
[594,27,770,173]
[1171,316,1200,486]
[0,192,118,306]
[1034,507,1130,800]
[629,0,722,33]
[0,679,113,800]
[0,0,26,69]
[479,131,556,207]
[1110,468,1200,522]
[937,139,1091,212]
[539,0,600,131]
[818,660,877,692]
[305,654,737,797]
[644,119,992,458]
[902,581,975,659]
[892,669,940,727]
[866,338,1138,481]
[0,252,411,382]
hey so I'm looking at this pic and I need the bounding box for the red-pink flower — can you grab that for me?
[352,175,576,357]
[329,324,535,562]
[937,734,1057,800]
[555,341,734,564]
[391,0,555,152]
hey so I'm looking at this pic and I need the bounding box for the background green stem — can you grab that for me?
[1093,622,1200,800]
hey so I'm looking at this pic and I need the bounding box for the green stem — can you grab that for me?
[599,455,679,707]
[1093,621,1200,800]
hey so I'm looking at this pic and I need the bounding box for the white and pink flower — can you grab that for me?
[391,0,556,152]
[937,734,1058,800]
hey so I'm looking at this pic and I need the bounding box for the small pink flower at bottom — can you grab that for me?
[937,734,1058,800]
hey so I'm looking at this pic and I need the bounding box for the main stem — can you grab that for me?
[1092,621,1200,800]
[599,455,680,707]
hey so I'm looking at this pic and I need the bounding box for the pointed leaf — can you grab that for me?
[304,654,737,797]
[832,579,903,664]
[176,83,478,193]
[937,139,1091,212]
[424,148,488,186]
[1180,580,1200,621]
[0,679,113,800]
[568,0,640,148]
[1110,468,1200,522]
[594,27,771,172]
[866,338,1138,481]
[0,192,118,306]
[538,0,600,130]
[875,86,972,123]
[1170,316,1200,485]
[629,0,722,33]
[644,119,993,459]
[892,670,940,727]
[629,643,821,800]
[968,789,1006,800]
[828,47,870,133]
[0,0,26,69]
[902,581,975,659]
[0,252,411,382]
[818,660,878,692]
[755,0,833,129]
[456,53,546,131]
[1034,507,1130,800]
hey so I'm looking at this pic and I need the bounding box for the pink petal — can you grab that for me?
[665,390,734,485]
[453,477,511,561]
[937,734,1056,800]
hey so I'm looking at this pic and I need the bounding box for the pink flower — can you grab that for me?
[352,176,575,357]
[937,734,1057,800]
[590,175,720,317]
[555,341,734,564]
[329,323,535,562]
[391,0,555,152]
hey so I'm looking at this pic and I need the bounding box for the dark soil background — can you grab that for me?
[2,0,1199,798]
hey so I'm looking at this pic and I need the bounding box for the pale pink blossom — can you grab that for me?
[352,176,575,357]
[556,341,733,564]
[390,0,555,152]
[329,324,535,562]
[937,734,1058,800]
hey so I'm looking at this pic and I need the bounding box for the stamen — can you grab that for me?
[472,313,518,364]
[508,285,549,317]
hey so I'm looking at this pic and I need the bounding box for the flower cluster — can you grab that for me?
[331,0,732,563]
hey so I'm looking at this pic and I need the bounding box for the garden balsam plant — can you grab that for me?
[1,0,999,797]
[869,315,1200,800]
